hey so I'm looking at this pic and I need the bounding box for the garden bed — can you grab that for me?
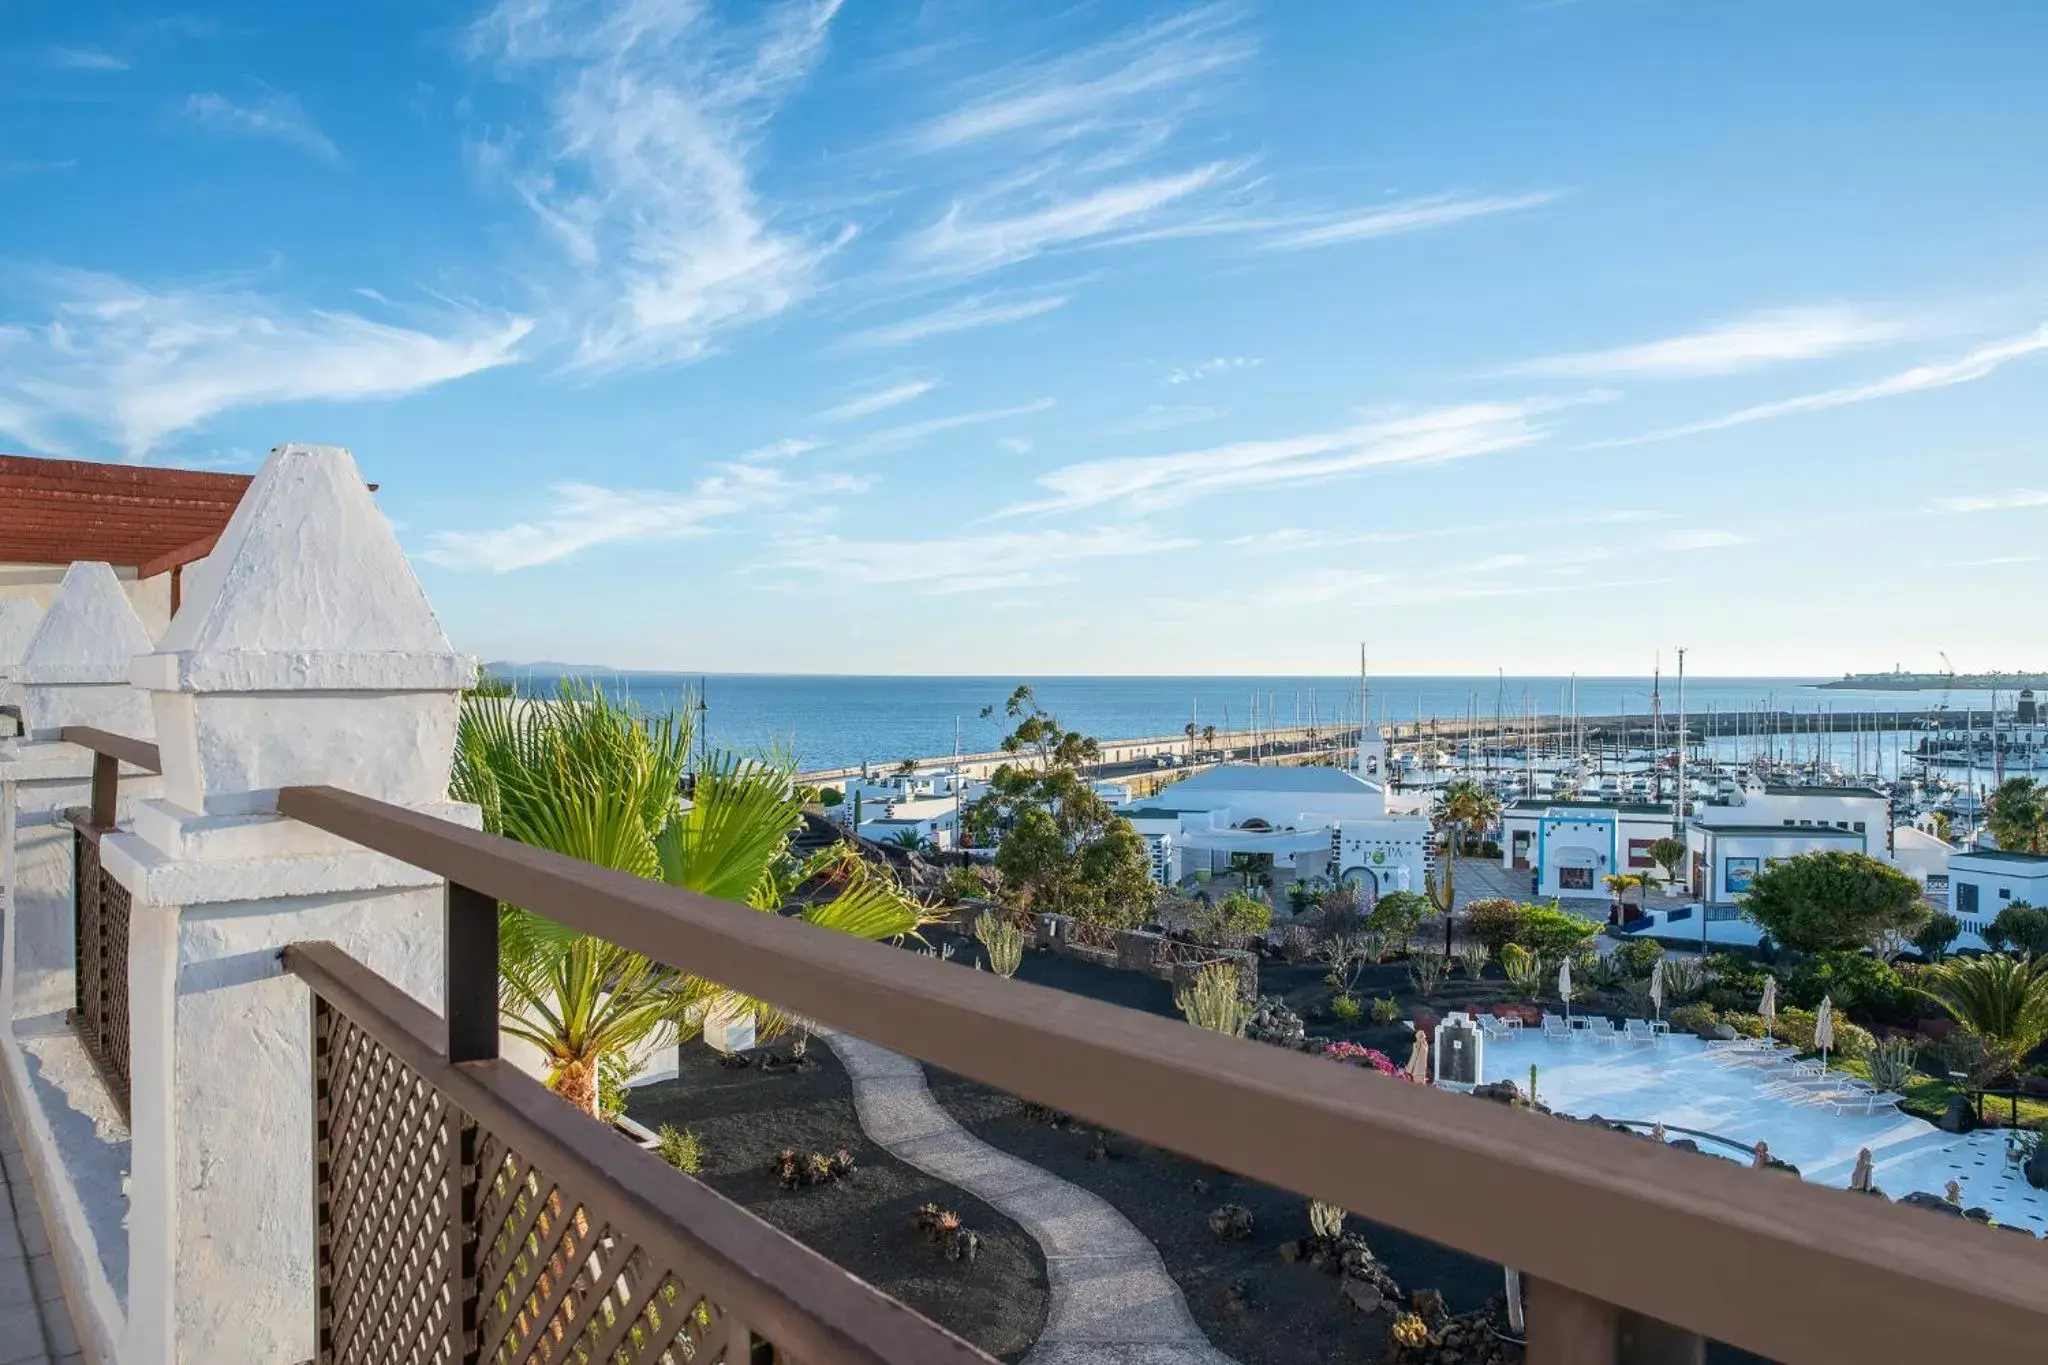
[623,1039,1049,1361]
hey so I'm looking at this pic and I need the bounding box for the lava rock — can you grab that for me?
[1899,1191,1965,1217]
[1411,1288,1449,1327]
[1342,1279,1385,1315]
[1470,1080,1522,1106]
[1208,1203,1254,1240]
[1939,1092,1978,1134]
[2026,1137,2048,1192]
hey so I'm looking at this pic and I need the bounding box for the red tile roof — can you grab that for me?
[0,455,253,576]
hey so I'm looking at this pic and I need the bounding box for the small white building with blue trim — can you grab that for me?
[1498,798,1678,902]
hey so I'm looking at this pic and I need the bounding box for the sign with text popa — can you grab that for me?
[1434,1012,1483,1090]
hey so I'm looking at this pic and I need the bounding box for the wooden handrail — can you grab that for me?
[57,725,163,774]
[284,941,991,1365]
[276,782,2048,1365]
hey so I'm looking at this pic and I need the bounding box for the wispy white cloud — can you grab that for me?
[773,525,1194,595]
[912,5,1252,151]
[1957,554,2042,567]
[836,398,1056,457]
[735,437,824,464]
[1660,528,1747,551]
[998,437,1035,454]
[1167,356,1260,385]
[1263,192,1559,251]
[1109,404,1226,434]
[49,46,130,71]
[1002,397,1588,517]
[1597,323,2048,447]
[1224,509,1667,557]
[473,0,846,370]
[1932,488,2048,514]
[842,293,1068,348]
[425,462,862,571]
[910,162,1236,273]
[181,90,341,163]
[1509,307,1901,379]
[0,269,530,457]
[818,378,939,422]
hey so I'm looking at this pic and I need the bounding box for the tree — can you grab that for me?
[1737,850,1928,955]
[1985,903,2048,958]
[1985,777,2048,854]
[895,757,921,777]
[882,827,928,851]
[1603,872,1647,919]
[1910,909,1963,962]
[1648,836,1688,887]
[1202,724,1218,751]
[1368,890,1431,953]
[969,687,1157,927]
[1911,953,2048,1084]
[1427,778,1500,950]
[455,685,933,1116]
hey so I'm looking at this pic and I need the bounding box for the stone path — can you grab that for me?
[0,1084,83,1365]
[825,1032,1238,1365]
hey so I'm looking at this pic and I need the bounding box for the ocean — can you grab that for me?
[485,671,2019,775]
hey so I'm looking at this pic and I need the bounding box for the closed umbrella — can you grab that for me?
[1759,976,1778,1038]
[1814,995,1836,1071]
[1648,957,1666,1020]
[1407,1031,1430,1084]
[1557,956,1574,1024]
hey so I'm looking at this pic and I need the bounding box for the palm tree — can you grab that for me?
[1184,721,1198,759]
[453,684,935,1116]
[1603,873,1646,921]
[1911,953,2048,1085]
[1986,777,2048,854]
[1429,778,1501,951]
[1202,724,1218,752]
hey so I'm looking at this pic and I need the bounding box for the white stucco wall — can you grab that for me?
[0,564,176,642]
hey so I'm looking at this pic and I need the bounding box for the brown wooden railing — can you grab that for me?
[271,782,2048,1365]
[59,725,163,1120]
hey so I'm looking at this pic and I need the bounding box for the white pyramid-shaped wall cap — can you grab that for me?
[135,443,475,693]
[15,563,153,686]
[0,597,45,675]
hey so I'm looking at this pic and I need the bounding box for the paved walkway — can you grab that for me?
[0,1086,83,1365]
[825,1033,1238,1365]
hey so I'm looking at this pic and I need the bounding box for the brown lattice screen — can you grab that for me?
[71,824,132,1116]
[313,998,748,1365]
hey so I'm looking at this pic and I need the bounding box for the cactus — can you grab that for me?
[1307,1199,1345,1241]
[1175,962,1254,1036]
[975,914,1025,978]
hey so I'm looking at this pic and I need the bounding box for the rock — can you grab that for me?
[1342,1279,1384,1315]
[1939,1093,1978,1134]
[1470,1080,1522,1106]
[1189,1178,1211,1197]
[1280,1239,1302,1263]
[1411,1288,1449,1326]
[1899,1191,1964,1217]
[1208,1203,1254,1240]
[1710,1024,1738,1041]
[1963,1206,1993,1223]
[1668,1138,1702,1155]
[2026,1137,2048,1192]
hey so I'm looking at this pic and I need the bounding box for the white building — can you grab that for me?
[1115,729,1431,897]
[1498,799,1679,902]
[1687,779,1891,904]
[1950,848,2048,941]
[857,794,963,851]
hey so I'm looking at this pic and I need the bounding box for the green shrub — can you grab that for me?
[1368,890,1432,951]
[1583,953,1626,990]
[1176,963,1254,1036]
[1370,995,1401,1025]
[1194,890,1272,947]
[818,786,845,808]
[1986,903,2048,958]
[1784,951,1908,1022]
[1910,910,1961,962]
[1330,993,1364,1024]
[655,1125,705,1175]
[1702,953,1773,1011]
[1667,1002,1719,1036]
[1720,1010,1768,1039]
[1612,938,1665,978]
[1515,903,1602,960]
[1457,944,1490,979]
[1464,898,1527,955]
[1771,1006,1874,1059]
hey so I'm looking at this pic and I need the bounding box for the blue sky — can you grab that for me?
[5,1,2048,676]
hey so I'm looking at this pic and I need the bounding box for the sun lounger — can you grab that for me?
[1540,1015,1571,1041]
[1583,1018,1623,1045]
[1821,1086,1904,1115]
[1621,1019,1659,1047]
[1477,1015,1514,1043]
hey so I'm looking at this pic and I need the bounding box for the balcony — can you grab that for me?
[2,444,2046,1365]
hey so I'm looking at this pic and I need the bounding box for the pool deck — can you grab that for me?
[1474,1032,2045,1235]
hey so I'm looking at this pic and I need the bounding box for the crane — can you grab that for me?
[1938,652,1955,715]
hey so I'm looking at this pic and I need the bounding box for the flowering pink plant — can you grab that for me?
[1323,1041,1401,1075]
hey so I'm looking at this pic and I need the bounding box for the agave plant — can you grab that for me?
[454,685,937,1115]
[1500,943,1543,997]
[1176,962,1253,1036]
